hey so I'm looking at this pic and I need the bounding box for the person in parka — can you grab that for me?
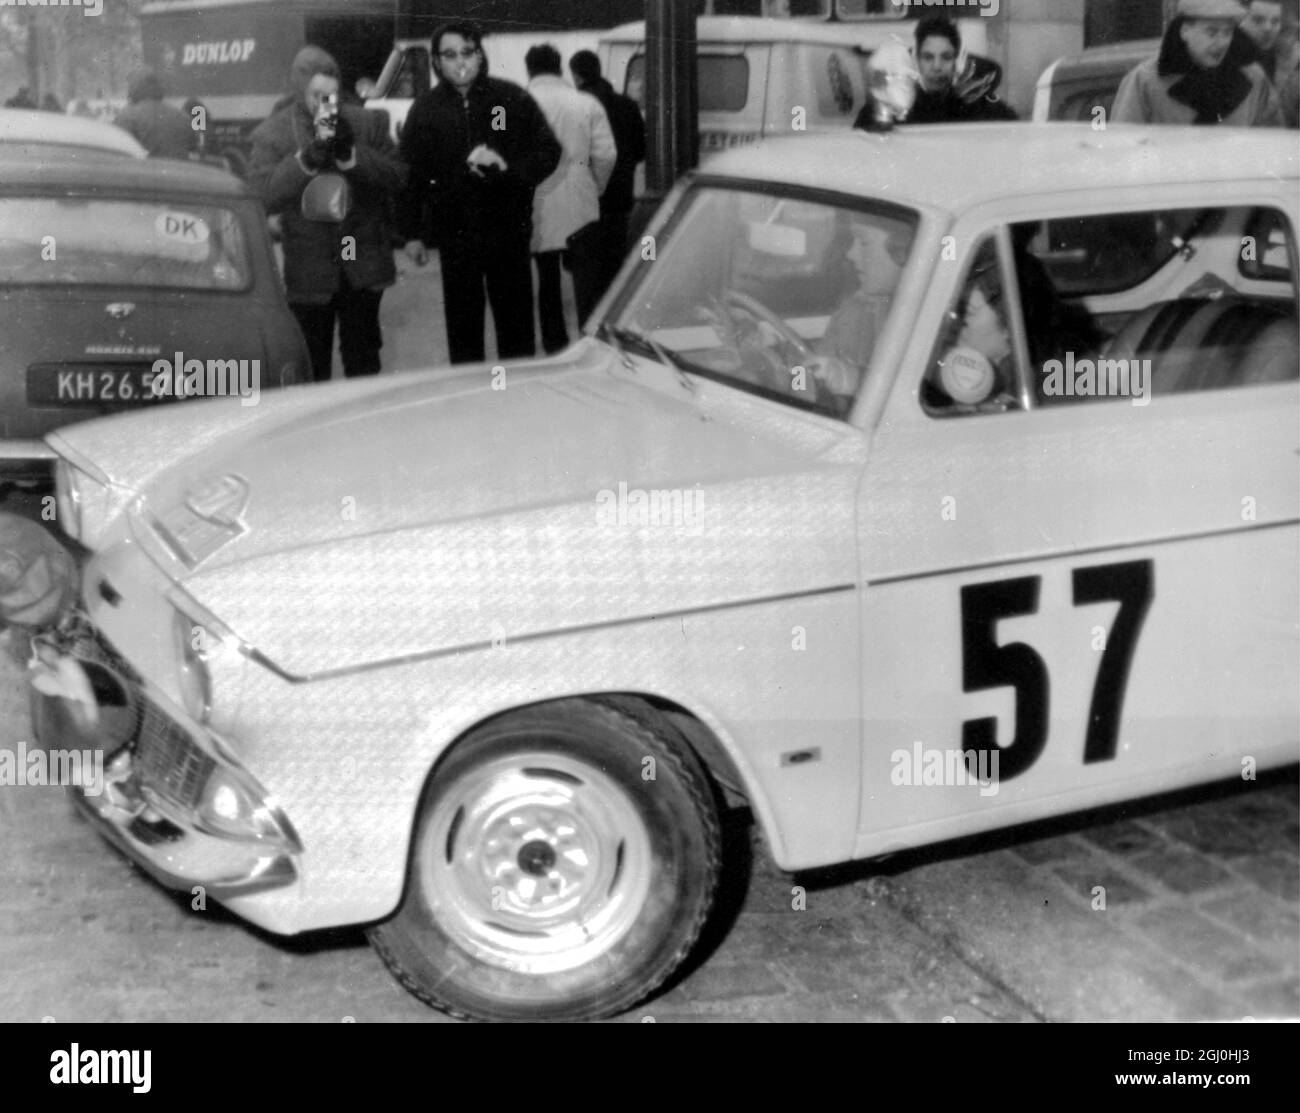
[1111,0,1282,126]
[114,68,196,160]
[399,21,562,364]
[248,46,407,380]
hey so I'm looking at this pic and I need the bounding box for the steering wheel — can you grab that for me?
[720,289,844,407]
[723,290,816,364]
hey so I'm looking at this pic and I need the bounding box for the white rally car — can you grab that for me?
[30,124,1299,1021]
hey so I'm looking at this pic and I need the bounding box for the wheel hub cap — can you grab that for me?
[420,751,654,975]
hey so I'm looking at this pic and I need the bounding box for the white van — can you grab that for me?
[598,15,988,152]
[366,30,603,142]
[367,15,991,148]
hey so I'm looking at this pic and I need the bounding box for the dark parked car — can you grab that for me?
[0,149,309,482]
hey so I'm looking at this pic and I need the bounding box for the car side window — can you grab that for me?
[1021,207,1298,403]
[922,238,1028,417]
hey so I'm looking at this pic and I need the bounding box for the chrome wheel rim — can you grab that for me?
[419,751,653,975]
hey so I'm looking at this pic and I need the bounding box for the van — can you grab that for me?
[598,15,990,152]
[366,30,604,142]
[366,15,992,148]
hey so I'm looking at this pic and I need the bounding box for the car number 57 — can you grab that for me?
[960,559,1155,781]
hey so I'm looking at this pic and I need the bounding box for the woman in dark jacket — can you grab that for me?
[248,46,407,380]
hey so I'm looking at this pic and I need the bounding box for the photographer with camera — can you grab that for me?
[249,46,407,381]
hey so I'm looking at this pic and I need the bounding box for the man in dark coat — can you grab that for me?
[399,21,562,364]
[114,69,196,159]
[248,46,407,380]
[569,49,646,304]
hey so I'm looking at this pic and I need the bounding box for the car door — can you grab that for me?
[852,187,1300,857]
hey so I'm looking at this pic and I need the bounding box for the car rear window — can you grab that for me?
[0,197,252,291]
[625,53,750,112]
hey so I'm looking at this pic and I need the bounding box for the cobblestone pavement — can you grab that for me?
[1,632,1295,1024]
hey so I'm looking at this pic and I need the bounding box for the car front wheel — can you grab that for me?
[368,698,721,1021]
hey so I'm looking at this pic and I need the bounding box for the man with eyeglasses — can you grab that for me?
[399,21,562,363]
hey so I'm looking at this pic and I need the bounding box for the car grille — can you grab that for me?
[133,697,216,810]
[54,619,214,811]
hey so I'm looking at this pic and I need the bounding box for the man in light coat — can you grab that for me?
[1112,0,1282,126]
[525,43,617,354]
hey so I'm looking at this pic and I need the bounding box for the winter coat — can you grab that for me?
[398,73,561,250]
[527,74,616,253]
[115,100,196,160]
[247,101,406,304]
[583,76,646,217]
[1112,22,1282,126]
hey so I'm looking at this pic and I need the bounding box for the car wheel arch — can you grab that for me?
[387,690,786,894]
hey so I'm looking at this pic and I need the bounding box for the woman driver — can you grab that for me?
[807,214,915,406]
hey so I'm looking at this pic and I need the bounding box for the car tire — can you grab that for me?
[368,697,721,1021]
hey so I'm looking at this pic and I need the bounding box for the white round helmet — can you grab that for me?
[865,37,919,128]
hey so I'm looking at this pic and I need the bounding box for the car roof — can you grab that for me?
[0,148,252,199]
[699,124,1298,215]
[0,108,147,158]
[602,16,909,47]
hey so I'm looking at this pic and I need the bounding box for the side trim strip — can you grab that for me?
[866,518,1300,587]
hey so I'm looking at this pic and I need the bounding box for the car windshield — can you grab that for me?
[0,197,251,291]
[607,184,918,419]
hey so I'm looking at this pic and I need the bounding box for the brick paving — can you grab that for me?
[0,633,1295,1022]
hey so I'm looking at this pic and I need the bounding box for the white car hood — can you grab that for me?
[60,344,861,677]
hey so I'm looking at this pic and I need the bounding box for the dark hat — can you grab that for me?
[126,68,165,104]
[289,45,341,104]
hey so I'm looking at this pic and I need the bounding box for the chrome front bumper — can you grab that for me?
[30,623,300,899]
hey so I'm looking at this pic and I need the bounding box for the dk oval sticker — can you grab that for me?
[155,211,210,246]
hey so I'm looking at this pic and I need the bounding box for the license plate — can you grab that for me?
[26,365,178,408]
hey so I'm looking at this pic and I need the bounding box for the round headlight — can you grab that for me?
[173,610,213,724]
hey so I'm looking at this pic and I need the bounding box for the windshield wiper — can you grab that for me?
[597,322,697,394]
[595,320,639,372]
